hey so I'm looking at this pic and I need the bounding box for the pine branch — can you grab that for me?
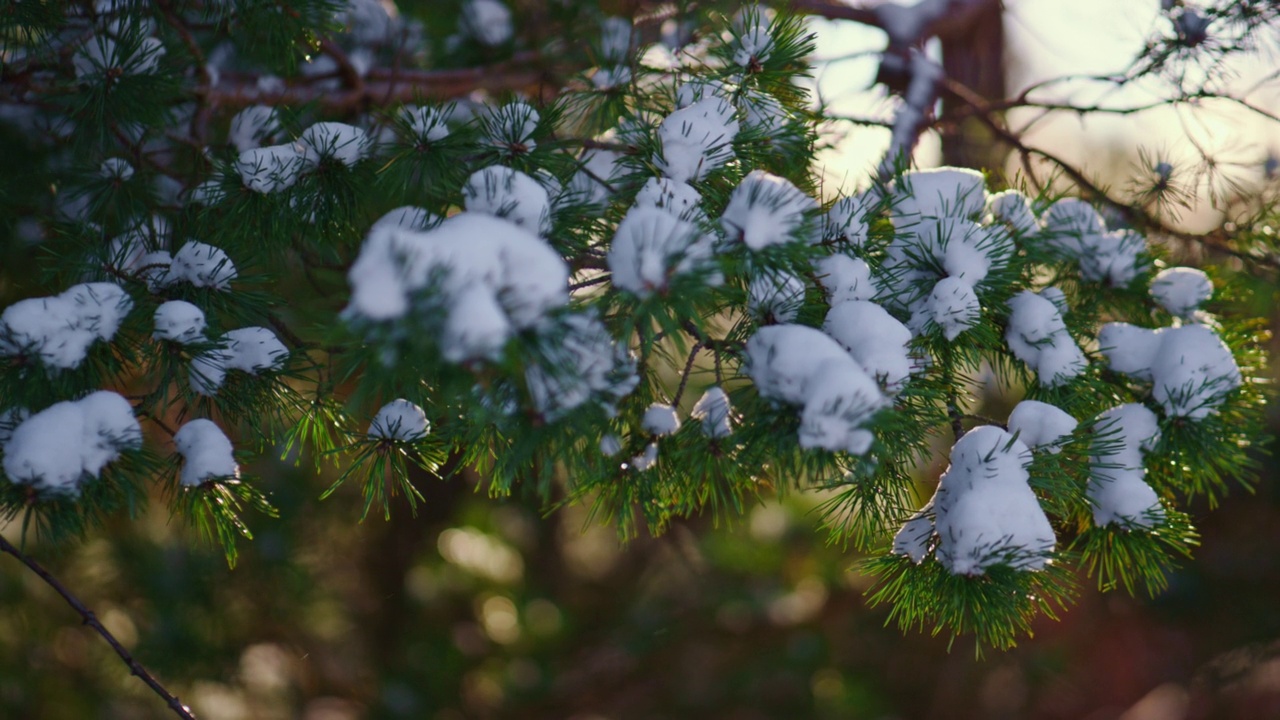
[0,535,198,720]
[201,54,551,112]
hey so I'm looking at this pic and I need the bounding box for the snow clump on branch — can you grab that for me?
[608,206,717,297]
[173,419,239,486]
[2,391,141,494]
[745,325,887,455]
[1042,198,1146,286]
[345,213,569,363]
[896,426,1055,575]
[1005,290,1087,386]
[1088,404,1164,528]
[654,97,739,183]
[368,399,430,441]
[190,327,289,395]
[463,166,552,236]
[0,282,133,370]
[721,170,818,249]
[1098,322,1240,419]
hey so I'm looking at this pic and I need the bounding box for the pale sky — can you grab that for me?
[808,0,1280,231]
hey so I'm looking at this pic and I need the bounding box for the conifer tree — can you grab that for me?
[1,0,1277,713]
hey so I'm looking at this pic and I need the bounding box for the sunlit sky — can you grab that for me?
[807,0,1280,231]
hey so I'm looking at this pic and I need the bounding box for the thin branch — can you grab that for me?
[203,53,549,111]
[319,38,366,96]
[941,77,1280,270]
[0,535,198,720]
[671,342,704,408]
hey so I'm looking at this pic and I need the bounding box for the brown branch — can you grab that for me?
[155,0,213,144]
[319,38,366,96]
[202,53,549,112]
[941,77,1280,271]
[671,342,704,408]
[0,534,198,719]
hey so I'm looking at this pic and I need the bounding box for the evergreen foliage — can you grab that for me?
[0,0,1275,685]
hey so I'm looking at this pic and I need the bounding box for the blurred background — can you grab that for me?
[3,1,1280,718]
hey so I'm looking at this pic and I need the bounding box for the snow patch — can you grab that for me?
[174,418,239,486]
[2,391,141,494]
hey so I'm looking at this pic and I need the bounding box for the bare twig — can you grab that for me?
[0,535,198,719]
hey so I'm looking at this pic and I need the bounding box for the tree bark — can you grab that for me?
[939,2,1007,175]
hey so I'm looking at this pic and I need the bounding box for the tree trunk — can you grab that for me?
[940,2,1007,176]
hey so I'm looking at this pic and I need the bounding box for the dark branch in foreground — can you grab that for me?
[0,534,198,720]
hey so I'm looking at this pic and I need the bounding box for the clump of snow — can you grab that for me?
[892,500,935,563]
[985,189,1038,236]
[721,170,818,249]
[745,325,887,455]
[675,79,731,108]
[925,276,981,341]
[631,442,659,471]
[823,300,913,393]
[1089,404,1164,528]
[1098,322,1240,419]
[74,34,165,78]
[633,177,704,221]
[600,433,622,457]
[890,167,986,221]
[1038,198,1147,285]
[101,157,134,180]
[1078,229,1145,287]
[400,105,450,144]
[608,206,716,297]
[1041,198,1106,245]
[823,193,873,246]
[1039,286,1068,314]
[190,327,289,395]
[642,403,680,436]
[2,391,141,494]
[592,65,632,91]
[600,16,634,63]
[229,106,281,153]
[566,148,623,211]
[168,241,237,289]
[747,270,805,323]
[108,216,171,288]
[461,0,513,46]
[740,90,791,140]
[691,386,733,438]
[732,15,772,67]
[0,282,133,370]
[369,399,430,441]
[173,418,239,486]
[654,97,740,183]
[482,101,539,153]
[1008,400,1077,452]
[153,300,206,344]
[1151,266,1212,318]
[815,254,877,305]
[0,407,29,446]
[463,166,551,236]
[346,213,569,351]
[928,426,1055,574]
[299,122,370,168]
[525,312,638,419]
[370,206,439,234]
[236,143,303,193]
[1005,290,1086,386]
